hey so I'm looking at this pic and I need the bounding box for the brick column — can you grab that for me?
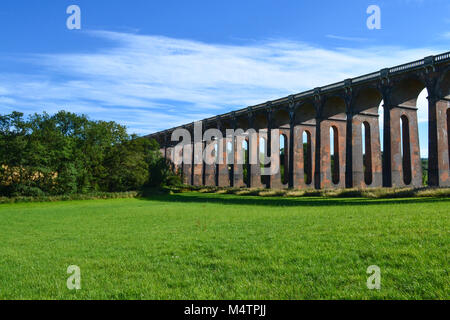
[203,140,216,186]
[428,96,450,186]
[292,125,316,189]
[351,113,383,188]
[217,122,230,187]
[233,135,245,188]
[183,142,193,185]
[319,119,346,189]
[389,106,422,187]
[271,128,289,189]
[249,131,262,188]
[192,123,203,186]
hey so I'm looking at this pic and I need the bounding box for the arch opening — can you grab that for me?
[330,126,340,184]
[401,115,412,185]
[242,139,250,187]
[416,88,428,185]
[213,140,218,185]
[280,134,288,185]
[362,122,373,185]
[303,130,312,185]
[259,137,267,186]
[227,141,233,185]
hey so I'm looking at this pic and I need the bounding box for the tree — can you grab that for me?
[0,110,180,196]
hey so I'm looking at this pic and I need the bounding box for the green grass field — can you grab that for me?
[0,192,448,300]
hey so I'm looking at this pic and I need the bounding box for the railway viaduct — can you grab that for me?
[147,52,450,189]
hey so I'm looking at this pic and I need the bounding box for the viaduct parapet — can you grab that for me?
[147,52,450,189]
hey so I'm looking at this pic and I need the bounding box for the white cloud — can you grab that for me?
[0,30,444,138]
[326,34,370,42]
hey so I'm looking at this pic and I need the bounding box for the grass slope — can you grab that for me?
[0,193,448,300]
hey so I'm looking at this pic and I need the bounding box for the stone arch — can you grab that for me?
[437,66,450,99]
[322,95,346,120]
[391,76,426,107]
[353,87,383,114]
[273,108,290,129]
[237,116,250,131]
[295,101,316,125]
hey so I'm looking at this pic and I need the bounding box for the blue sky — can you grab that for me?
[0,0,449,156]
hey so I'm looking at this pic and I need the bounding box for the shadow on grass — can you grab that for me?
[139,192,450,208]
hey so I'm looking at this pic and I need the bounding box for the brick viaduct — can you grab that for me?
[147,52,450,189]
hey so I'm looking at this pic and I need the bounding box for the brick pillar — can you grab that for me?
[192,123,203,186]
[389,106,422,187]
[173,146,182,176]
[293,125,316,189]
[351,114,382,188]
[271,128,289,189]
[249,132,262,188]
[319,120,346,189]
[259,129,269,188]
[203,141,216,186]
[233,134,245,188]
[183,143,193,185]
[217,136,230,187]
[428,98,450,186]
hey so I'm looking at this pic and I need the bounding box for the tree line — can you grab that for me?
[0,111,179,197]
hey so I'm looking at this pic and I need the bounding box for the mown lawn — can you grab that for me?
[0,193,448,300]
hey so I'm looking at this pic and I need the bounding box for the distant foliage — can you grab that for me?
[0,111,180,197]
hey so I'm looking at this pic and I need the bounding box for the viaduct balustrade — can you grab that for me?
[150,52,450,189]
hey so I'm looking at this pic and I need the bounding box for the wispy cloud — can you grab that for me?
[0,30,443,136]
[326,34,370,42]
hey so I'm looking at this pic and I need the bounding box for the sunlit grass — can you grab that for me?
[0,192,448,300]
